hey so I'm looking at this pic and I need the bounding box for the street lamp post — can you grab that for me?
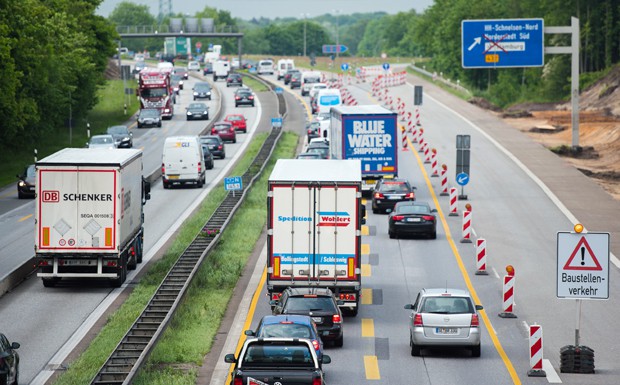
[301,13,309,57]
[334,10,340,62]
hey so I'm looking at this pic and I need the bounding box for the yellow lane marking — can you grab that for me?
[362,198,367,205]
[361,243,370,255]
[364,355,381,380]
[361,287,373,305]
[405,131,521,384]
[280,82,313,120]
[1,191,13,198]
[361,225,369,236]
[361,318,375,337]
[361,264,371,277]
[18,214,33,222]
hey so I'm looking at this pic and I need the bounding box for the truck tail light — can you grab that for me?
[332,314,342,324]
[198,162,202,174]
[38,260,50,267]
[471,314,480,327]
[374,192,385,199]
[233,377,243,385]
[392,215,405,221]
[161,163,165,174]
[312,377,322,385]
[339,293,356,301]
[413,313,423,327]
[105,260,118,267]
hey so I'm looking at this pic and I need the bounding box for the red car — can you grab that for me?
[211,121,237,143]
[224,113,247,133]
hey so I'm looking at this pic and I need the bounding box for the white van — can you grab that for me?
[276,59,295,80]
[213,60,230,81]
[257,59,274,75]
[157,61,174,70]
[316,89,342,115]
[301,71,322,96]
[162,136,206,189]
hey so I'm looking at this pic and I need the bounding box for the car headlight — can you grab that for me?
[187,111,193,115]
[207,91,211,95]
[193,92,198,96]
[203,110,208,114]
[18,181,26,187]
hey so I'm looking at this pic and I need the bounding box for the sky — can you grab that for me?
[96,0,434,20]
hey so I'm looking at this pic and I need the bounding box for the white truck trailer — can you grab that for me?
[267,159,365,315]
[34,148,151,287]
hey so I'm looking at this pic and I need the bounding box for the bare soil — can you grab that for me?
[498,66,620,201]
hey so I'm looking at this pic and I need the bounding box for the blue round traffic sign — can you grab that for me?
[341,63,349,71]
[456,172,470,186]
[382,62,390,70]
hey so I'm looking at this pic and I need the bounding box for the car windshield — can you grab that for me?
[140,109,159,117]
[285,296,336,312]
[25,165,36,177]
[171,74,182,81]
[397,205,431,215]
[380,182,409,193]
[201,138,218,145]
[258,324,312,338]
[141,88,167,97]
[421,297,473,314]
[195,84,211,91]
[243,344,313,366]
[107,126,127,135]
[91,136,113,144]
[215,124,230,130]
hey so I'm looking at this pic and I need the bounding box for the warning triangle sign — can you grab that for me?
[563,236,603,271]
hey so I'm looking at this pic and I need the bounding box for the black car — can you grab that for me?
[290,72,302,89]
[137,108,162,128]
[170,74,184,94]
[271,287,344,347]
[296,152,322,159]
[226,73,243,87]
[371,178,416,214]
[0,333,20,385]
[203,62,213,75]
[132,61,147,75]
[16,164,36,199]
[306,121,321,142]
[201,144,215,169]
[234,88,255,107]
[193,82,212,100]
[284,69,301,85]
[199,135,226,159]
[186,102,209,120]
[306,142,329,159]
[241,59,257,69]
[173,66,189,80]
[388,201,437,239]
[106,125,133,148]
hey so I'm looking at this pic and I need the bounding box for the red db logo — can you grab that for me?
[42,191,59,202]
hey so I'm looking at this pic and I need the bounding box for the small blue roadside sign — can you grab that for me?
[249,67,256,73]
[462,18,544,68]
[274,87,283,94]
[322,45,348,54]
[224,176,243,191]
[382,62,390,71]
[341,63,350,71]
[271,117,283,128]
[456,172,470,186]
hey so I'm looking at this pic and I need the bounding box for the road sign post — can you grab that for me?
[456,135,471,199]
[224,176,243,197]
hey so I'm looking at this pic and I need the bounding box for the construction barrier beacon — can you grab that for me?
[460,210,472,243]
[475,238,489,275]
[401,125,408,151]
[448,187,458,216]
[528,324,546,377]
[440,165,449,196]
[499,268,517,318]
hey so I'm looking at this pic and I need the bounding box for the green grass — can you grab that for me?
[406,66,473,101]
[1,80,140,188]
[52,131,298,385]
[240,74,270,92]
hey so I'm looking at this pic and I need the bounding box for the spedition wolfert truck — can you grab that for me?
[267,159,365,316]
[34,148,150,287]
[330,105,398,193]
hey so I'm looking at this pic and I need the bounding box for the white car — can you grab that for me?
[87,135,116,149]
[231,57,240,69]
[188,61,201,71]
[308,83,328,100]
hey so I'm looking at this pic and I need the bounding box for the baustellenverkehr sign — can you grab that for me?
[461,18,544,68]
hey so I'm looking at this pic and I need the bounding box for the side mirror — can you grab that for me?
[142,178,151,202]
[404,304,414,310]
[360,205,367,225]
[431,208,437,213]
[244,330,255,336]
[321,355,331,364]
[475,304,484,311]
[11,342,19,350]
[224,354,236,363]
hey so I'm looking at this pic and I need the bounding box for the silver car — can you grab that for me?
[404,288,483,357]
[87,134,116,149]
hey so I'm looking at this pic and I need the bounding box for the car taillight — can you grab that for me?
[218,145,223,150]
[271,293,282,300]
[233,377,243,385]
[312,339,320,351]
[235,96,240,100]
[198,162,202,173]
[249,96,254,100]
[406,192,415,199]
[230,127,235,132]
[339,293,356,301]
[374,192,385,199]
[161,163,165,174]
[413,313,423,326]
[471,314,479,327]
[312,377,322,385]
[332,314,342,324]
[422,215,435,221]
[392,215,405,221]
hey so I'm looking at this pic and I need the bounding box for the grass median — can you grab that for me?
[52,131,298,385]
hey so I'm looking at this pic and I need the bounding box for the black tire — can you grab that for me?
[208,96,212,100]
[410,335,421,356]
[235,103,239,107]
[208,161,214,169]
[430,231,437,239]
[472,344,481,357]
[233,138,237,143]
[193,96,196,101]
[11,364,18,385]
[206,114,209,120]
[18,191,24,199]
[158,122,162,127]
[186,117,190,121]
[334,335,344,348]
[163,180,170,189]
[197,177,203,188]
[128,248,137,271]
[221,153,226,159]
[348,306,359,317]
[372,206,378,214]
[137,123,142,128]
[111,254,127,288]
[389,231,396,239]
[42,278,59,288]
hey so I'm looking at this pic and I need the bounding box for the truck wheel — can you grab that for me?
[111,255,127,288]
[128,249,137,270]
[42,278,60,288]
[197,177,203,188]
[334,335,344,348]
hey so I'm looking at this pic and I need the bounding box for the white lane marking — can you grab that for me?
[492,267,500,279]
[522,321,530,334]
[29,95,263,385]
[409,82,620,270]
[543,359,563,383]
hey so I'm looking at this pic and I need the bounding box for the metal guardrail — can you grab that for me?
[409,63,473,96]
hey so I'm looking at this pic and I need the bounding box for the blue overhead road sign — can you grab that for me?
[462,18,544,68]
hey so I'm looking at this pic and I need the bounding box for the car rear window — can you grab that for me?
[379,182,409,192]
[243,344,313,367]
[258,324,312,338]
[397,205,430,215]
[215,124,230,131]
[285,296,336,312]
[421,297,473,314]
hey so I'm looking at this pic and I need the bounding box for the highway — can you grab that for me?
[0,68,277,384]
[209,68,620,385]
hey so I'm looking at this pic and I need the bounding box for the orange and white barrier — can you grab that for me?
[499,273,517,318]
[430,149,439,177]
[423,142,431,164]
[415,107,421,126]
[528,325,546,377]
[475,238,488,275]
[401,126,408,151]
[460,210,472,243]
[439,165,448,196]
[449,187,458,216]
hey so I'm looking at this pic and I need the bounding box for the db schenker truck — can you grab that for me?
[34,148,151,288]
[330,105,398,194]
[267,159,365,316]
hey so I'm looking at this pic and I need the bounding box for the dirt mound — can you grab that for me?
[569,64,620,116]
[105,59,120,80]
[469,97,502,112]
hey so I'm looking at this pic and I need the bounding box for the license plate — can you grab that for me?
[388,196,401,200]
[407,217,422,222]
[62,260,95,266]
[194,114,202,117]
[436,327,458,334]
[312,317,322,324]
[168,175,179,180]
[365,180,376,185]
